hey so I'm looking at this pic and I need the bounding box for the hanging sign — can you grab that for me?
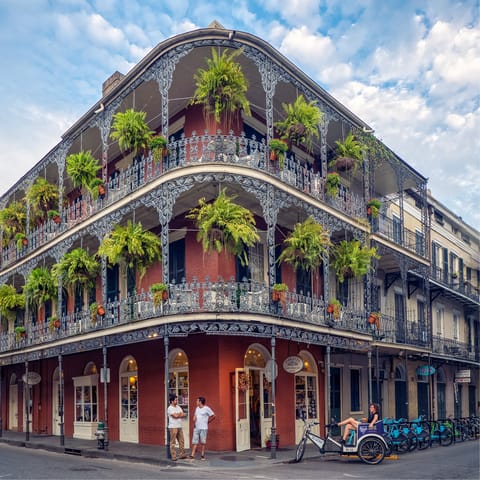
[265,359,278,381]
[283,356,303,374]
[416,365,436,376]
[22,372,41,385]
[455,369,470,383]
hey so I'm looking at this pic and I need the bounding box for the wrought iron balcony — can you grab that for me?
[432,335,478,362]
[0,279,374,353]
[430,266,480,303]
[373,214,419,254]
[1,132,366,269]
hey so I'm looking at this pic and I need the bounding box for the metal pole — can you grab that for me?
[25,361,30,442]
[0,366,3,437]
[58,353,64,446]
[375,346,381,410]
[326,345,331,422]
[102,343,109,450]
[164,333,170,459]
[368,350,372,405]
[404,354,409,420]
[270,334,276,459]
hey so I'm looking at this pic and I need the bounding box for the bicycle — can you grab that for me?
[294,417,388,465]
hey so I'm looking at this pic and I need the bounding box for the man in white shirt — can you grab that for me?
[189,396,215,460]
[167,394,187,461]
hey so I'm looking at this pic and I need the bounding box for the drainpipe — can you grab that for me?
[102,343,109,451]
[58,353,64,446]
[164,332,170,459]
[270,334,277,459]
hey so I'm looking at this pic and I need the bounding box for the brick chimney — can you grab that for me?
[102,71,125,97]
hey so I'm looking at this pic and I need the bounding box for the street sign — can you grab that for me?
[416,365,436,376]
[265,359,278,381]
[22,372,41,385]
[100,368,110,383]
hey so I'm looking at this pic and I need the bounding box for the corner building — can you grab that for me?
[0,21,478,451]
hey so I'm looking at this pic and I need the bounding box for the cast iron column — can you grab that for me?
[270,334,276,459]
[24,360,30,442]
[164,332,170,459]
[103,343,109,450]
[58,353,64,446]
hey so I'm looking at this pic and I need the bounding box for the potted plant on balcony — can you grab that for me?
[48,209,61,224]
[326,298,342,320]
[190,47,251,132]
[149,135,169,162]
[26,177,60,225]
[98,220,161,295]
[274,95,323,152]
[186,188,259,266]
[272,283,288,303]
[330,132,364,173]
[14,325,27,340]
[15,232,28,250]
[331,239,380,283]
[325,172,341,198]
[367,199,382,219]
[110,109,154,156]
[150,282,169,306]
[48,316,61,332]
[268,139,288,169]
[368,311,381,331]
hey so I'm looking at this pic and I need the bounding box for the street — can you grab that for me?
[0,441,478,479]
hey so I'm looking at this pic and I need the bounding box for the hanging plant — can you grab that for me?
[331,239,380,283]
[278,217,331,272]
[110,109,154,155]
[274,95,323,152]
[190,47,251,130]
[327,298,342,320]
[0,284,25,323]
[48,316,61,332]
[26,177,60,225]
[0,201,26,242]
[52,248,100,297]
[330,132,364,173]
[14,325,27,340]
[15,233,28,250]
[325,172,341,198]
[24,267,56,309]
[66,150,102,197]
[186,188,259,266]
[98,220,161,279]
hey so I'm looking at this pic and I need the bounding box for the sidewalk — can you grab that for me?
[0,430,299,470]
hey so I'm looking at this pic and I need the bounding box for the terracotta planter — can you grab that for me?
[54,319,61,328]
[97,305,106,316]
[98,184,106,197]
[22,238,28,246]
[368,315,377,324]
[270,151,278,161]
[327,304,334,314]
[162,290,169,301]
[272,291,286,303]
[52,215,61,224]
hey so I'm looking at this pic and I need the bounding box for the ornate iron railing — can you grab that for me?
[432,335,478,362]
[2,132,366,268]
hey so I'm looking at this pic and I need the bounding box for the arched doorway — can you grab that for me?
[395,364,407,419]
[235,344,272,452]
[52,367,63,436]
[168,349,190,448]
[295,351,319,442]
[119,356,138,443]
[8,374,18,431]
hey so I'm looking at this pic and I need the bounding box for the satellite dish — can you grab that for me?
[22,372,41,385]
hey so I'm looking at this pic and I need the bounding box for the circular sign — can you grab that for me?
[416,365,436,376]
[22,372,41,385]
[283,356,303,374]
[265,359,278,381]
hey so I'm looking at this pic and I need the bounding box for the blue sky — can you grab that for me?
[0,0,478,229]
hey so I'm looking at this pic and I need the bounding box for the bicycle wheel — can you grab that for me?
[417,431,431,450]
[440,428,453,446]
[383,435,393,456]
[294,438,307,462]
[395,433,410,454]
[358,437,385,465]
[407,432,418,452]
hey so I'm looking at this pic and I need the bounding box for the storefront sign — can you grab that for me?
[265,359,278,381]
[416,365,436,376]
[455,369,470,383]
[22,372,41,385]
[283,356,303,374]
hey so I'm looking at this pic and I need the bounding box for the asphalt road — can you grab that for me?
[0,440,478,479]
